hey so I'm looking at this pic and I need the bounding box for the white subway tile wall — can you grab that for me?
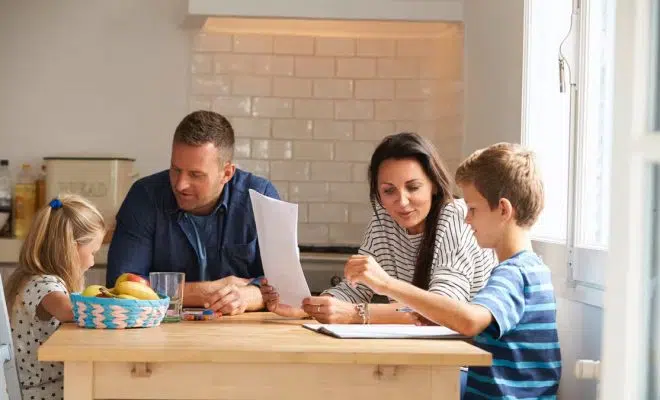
[191,24,463,245]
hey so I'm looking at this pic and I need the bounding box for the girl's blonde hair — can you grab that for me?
[4,194,105,316]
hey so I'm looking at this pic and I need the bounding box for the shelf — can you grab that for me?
[188,0,463,22]
[0,238,110,265]
[0,238,348,266]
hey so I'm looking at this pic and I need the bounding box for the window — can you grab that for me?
[523,0,616,295]
[522,0,572,242]
[599,0,660,396]
[575,0,615,249]
[649,167,660,399]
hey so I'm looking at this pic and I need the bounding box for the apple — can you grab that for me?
[114,273,150,288]
[81,285,106,297]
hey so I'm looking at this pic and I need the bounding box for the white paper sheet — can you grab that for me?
[249,189,311,306]
[302,324,466,339]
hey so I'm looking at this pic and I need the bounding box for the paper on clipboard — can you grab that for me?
[249,189,311,306]
[302,324,466,339]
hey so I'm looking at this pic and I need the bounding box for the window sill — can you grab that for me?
[532,239,605,309]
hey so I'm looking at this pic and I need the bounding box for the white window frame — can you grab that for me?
[600,0,658,397]
[522,0,614,308]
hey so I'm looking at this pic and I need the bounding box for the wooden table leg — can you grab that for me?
[64,362,93,400]
[431,366,461,400]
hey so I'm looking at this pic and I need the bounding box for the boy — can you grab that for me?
[344,142,561,399]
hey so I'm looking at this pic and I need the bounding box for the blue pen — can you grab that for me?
[396,306,414,312]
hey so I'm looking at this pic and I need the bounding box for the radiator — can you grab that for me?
[575,359,601,398]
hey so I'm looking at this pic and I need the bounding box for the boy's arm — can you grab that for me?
[468,266,526,338]
[383,278,493,336]
[345,256,525,337]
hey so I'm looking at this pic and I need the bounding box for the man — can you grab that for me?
[106,110,279,315]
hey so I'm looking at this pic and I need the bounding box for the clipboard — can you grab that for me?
[302,324,467,339]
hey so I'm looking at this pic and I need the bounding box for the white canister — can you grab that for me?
[44,156,138,242]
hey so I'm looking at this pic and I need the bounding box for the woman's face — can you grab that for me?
[377,158,435,234]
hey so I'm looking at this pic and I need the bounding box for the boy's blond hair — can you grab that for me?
[4,194,105,317]
[455,142,544,228]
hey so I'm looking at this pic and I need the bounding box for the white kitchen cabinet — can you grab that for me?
[188,0,463,22]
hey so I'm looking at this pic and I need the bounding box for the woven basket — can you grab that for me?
[70,293,170,329]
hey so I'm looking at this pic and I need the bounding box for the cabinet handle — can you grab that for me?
[131,362,151,378]
[373,365,398,380]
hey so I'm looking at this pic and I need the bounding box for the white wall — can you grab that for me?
[0,0,191,178]
[463,0,524,156]
[190,19,465,245]
[463,1,601,399]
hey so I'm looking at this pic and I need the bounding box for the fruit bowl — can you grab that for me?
[70,293,170,329]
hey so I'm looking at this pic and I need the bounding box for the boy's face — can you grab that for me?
[460,182,504,249]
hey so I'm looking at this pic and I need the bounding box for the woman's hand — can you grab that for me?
[301,296,361,324]
[260,279,308,318]
[344,255,393,295]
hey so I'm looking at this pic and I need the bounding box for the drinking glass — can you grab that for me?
[149,272,185,323]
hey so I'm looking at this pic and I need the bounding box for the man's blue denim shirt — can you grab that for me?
[105,169,279,287]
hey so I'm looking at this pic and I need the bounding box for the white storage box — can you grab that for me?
[44,156,137,242]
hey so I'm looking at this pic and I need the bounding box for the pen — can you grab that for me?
[396,306,414,312]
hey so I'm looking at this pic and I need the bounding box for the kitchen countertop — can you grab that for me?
[0,238,354,265]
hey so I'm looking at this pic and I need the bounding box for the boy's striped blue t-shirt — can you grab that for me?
[465,250,561,399]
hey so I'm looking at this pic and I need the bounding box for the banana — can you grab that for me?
[116,294,139,300]
[115,281,160,300]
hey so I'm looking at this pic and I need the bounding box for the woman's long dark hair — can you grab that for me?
[368,132,455,290]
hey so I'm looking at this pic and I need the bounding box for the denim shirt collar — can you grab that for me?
[165,179,231,218]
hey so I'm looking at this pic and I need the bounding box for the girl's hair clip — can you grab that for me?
[49,198,63,209]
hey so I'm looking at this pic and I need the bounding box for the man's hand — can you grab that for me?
[203,284,247,315]
[183,276,264,313]
[301,296,361,324]
[218,276,250,287]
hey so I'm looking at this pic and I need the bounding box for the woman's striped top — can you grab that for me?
[323,199,498,303]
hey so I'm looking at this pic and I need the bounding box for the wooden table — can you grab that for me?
[39,313,491,400]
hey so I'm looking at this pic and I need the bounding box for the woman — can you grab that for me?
[261,132,497,323]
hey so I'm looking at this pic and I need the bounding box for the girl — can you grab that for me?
[262,132,497,324]
[4,194,105,400]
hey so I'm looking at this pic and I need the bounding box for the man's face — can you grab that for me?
[169,142,234,215]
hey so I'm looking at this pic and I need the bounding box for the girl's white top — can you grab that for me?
[11,274,68,400]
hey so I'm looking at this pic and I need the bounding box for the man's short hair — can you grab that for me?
[173,110,235,161]
[455,142,544,228]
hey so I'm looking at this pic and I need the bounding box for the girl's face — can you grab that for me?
[377,158,435,235]
[76,231,104,272]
